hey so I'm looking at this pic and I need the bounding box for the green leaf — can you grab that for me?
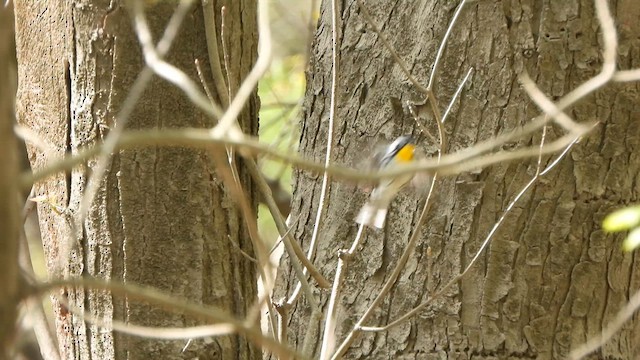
[603,206,640,232]
[623,227,640,252]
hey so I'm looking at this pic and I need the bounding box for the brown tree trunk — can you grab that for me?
[0,2,20,358]
[14,1,259,359]
[280,0,640,359]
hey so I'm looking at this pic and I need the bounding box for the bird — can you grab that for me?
[355,135,416,228]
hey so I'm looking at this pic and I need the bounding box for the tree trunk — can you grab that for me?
[14,1,259,359]
[280,0,640,359]
[0,2,20,358]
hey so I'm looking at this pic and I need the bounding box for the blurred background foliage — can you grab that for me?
[257,0,319,243]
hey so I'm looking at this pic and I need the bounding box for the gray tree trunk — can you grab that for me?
[14,1,259,359]
[280,0,640,359]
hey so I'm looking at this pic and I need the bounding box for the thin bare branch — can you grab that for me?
[552,0,616,112]
[131,0,223,120]
[18,192,61,360]
[332,172,441,358]
[195,58,217,106]
[613,69,640,82]
[206,148,281,341]
[408,102,438,145]
[519,72,589,134]
[220,6,235,103]
[427,0,468,90]
[286,0,341,320]
[331,98,447,359]
[269,214,302,256]
[14,124,56,154]
[307,0,341,290]
[24,122,595,189]
[442,68,473,124]
[210,0,272,137]
[201,0,229,107]
[77,0,195,223]
[319,224,366,360]
[31,278,307,360]
[355,0,429,94]
[55,294,235,339]
[245,158,326,303]
[363,128,580,332]
[218,5,242,189]
[568,287,640,359]
[227,235,258,263]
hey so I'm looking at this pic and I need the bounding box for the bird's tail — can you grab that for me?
[355,202,388,229]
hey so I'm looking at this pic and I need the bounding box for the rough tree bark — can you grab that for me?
[14,1,259,359]
[279,0,640,359]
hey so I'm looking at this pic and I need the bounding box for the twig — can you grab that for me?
[613,69,640,82]
[227,235,257,263]
[301,308,323,358]
[308,0,341,290]
[442,68,473,124]
[251,215,301,332]
[18,189,61,360]
[220,6,235,103]
[423,3,471,139]
[261,101,300,110]
[441,127,593,176]
[286,0,341,319]
[275,302,289,352]
[343,183,438,338]
[355,0,429,95]
[407,101,438,145]
[319,224,366,360]
[218,5,242,186]
[331,176,443,359]
[24,123,595,188]
[246,159,327,293]
[207,148,280,341]
[355,0,467,96]
[210,0,272,138]
[77,0,195,224]
[269,214,303,255]
[427,0,468,91]
[56,294,235,339]
[551,0,616,112]
[196,26,258,340]
[14,124,56,154]
[362,128,582,332]
[259,101,299,133]
[131,0,223,120]
[201,0,229,107]
[195,58,216,105]
[30,277,307,360]
[22,187,36,222]
[568,287,640,359]
[330,72,449,358]
[519,72,589,134]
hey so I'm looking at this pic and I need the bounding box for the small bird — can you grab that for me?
[355,135,416,228]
